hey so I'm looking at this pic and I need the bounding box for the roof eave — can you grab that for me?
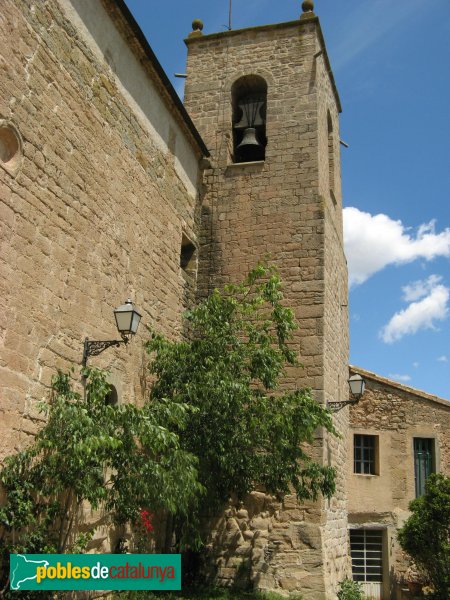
[350,365,450,408]
[107,0,209,157]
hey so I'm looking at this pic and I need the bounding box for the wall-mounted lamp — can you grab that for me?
[328,374,366,412]
[82,299,142,367]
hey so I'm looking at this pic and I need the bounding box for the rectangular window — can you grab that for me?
[350,529,383,583]
[414,438,435,497]
[354,434,378,475]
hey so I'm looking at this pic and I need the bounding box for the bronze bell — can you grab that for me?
[236,127,262,150]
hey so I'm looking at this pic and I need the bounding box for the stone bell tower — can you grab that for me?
[184,1,349,597]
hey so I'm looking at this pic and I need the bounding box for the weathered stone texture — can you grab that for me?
[184,18,349,597]
[7,3,446,597]
[201,492,326,599]
[0,0,202,465]
[317,38,350,592]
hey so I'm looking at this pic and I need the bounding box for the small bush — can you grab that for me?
[398,473,450,600]
[337,579,366,600]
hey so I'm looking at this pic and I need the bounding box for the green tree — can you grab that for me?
[0,264,338,591]
[147,265,337,543]
[0,368,201,595]
[398,473,450,600]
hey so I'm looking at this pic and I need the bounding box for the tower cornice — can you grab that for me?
[184,17,342,114]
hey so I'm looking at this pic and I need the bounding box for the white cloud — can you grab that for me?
[380,283,449,344]
[402,275,443,302]
[344,207,450,287]
[412,362,420,369]
[388,373,411,383]
[437,355,448,363]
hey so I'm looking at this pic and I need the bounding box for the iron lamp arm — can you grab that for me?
[82,335,129,367]
[327,398,360,413]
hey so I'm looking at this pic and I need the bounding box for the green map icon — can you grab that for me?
[10,555,49,590]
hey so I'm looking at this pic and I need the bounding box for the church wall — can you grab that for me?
[0,0,202,465]
[61,0,201,199]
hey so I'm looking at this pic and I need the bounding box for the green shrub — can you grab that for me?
[398,473,450,600]
[337,578,366,600]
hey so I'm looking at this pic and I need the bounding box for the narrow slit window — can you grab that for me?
[180,234,197,277]
[327,110,335,202]
[105,384,118,406]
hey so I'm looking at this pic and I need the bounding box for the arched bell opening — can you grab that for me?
[231,75,267,163]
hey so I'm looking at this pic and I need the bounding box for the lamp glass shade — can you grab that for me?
[348,374,365,397]
[114,300,141,335]
[131,309,141,334]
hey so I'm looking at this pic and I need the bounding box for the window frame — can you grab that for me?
[354,434,379,476]
[350,528,384,583]
[327,110,336,203]
[413,437,435,497]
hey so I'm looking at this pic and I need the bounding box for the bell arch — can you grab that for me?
[231,75,267,163]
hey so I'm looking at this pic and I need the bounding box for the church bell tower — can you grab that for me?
[184,2,350,597]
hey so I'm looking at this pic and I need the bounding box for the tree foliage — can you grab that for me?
[0,368,201,593]
[0,264,338,584]
[398,473,450,600]
[147,265,337,534]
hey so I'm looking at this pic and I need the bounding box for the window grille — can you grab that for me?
[414,438,434,497]
[350,529,383,583]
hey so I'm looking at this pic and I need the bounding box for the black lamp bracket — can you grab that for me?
[327,398,360,413]
[82,334,129,367]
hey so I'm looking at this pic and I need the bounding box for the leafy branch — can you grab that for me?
[146,264,337,545]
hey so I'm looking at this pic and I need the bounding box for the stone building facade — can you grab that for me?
[0,1,448,599]
[348,367,450,599]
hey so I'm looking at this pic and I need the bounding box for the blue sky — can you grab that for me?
[123,0,450,399]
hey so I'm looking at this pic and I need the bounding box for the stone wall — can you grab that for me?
[318,31,350,593]
[184,13,349,598]
[201,491,326,597]
[0,0,203,468]
[348,367,450,594]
